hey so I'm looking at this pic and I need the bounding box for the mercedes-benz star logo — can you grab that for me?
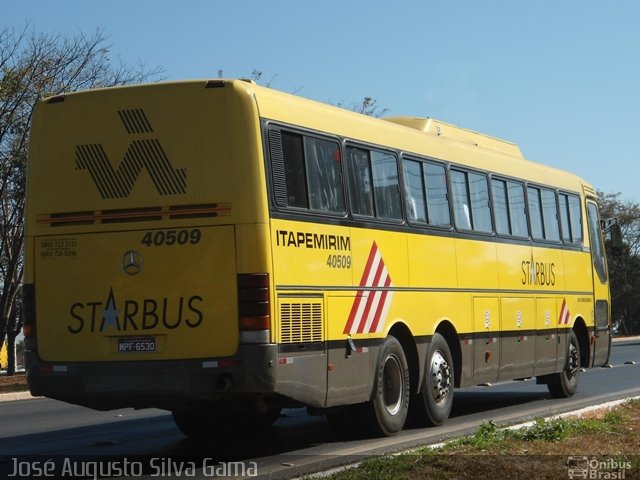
[121,250,143,275]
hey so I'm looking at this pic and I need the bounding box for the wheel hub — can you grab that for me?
[567,342,579,379]
[430,351,451,406]
[382,354,404,416]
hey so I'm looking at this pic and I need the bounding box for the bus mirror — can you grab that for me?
[610,223,623,256]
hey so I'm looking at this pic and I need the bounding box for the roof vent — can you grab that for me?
[383,116,523,158]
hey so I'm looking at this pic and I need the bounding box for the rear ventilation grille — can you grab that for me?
[280,301,323,343]
[268,129,288,208]
[38,203,230,226]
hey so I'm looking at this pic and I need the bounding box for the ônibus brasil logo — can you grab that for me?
[75,109,187,199]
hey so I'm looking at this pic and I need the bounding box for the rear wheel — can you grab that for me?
[547,330,580,398]
[359,335,410,436]
[410,332,454,426]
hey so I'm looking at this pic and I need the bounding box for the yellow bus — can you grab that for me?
[24,79,612,437]
[0,341,7,370]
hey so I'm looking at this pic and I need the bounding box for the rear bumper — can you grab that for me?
[26,344,278,411]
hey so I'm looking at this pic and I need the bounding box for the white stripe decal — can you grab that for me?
[344,242,394,335]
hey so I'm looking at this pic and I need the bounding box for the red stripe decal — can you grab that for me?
[369,275,392,333]
[344,242,394,335]
[356,258,385,334]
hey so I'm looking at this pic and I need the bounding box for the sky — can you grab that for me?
[5,0,640,203]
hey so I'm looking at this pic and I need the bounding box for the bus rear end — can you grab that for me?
[23,80,276,418]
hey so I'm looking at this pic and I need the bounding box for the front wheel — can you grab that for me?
[410,332,454,427]
[359,335,410,436]
[547,330,580,398]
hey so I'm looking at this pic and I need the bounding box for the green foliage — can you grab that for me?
[597,191,640,335]
[356,456,410,480]
[445,420,506,449]
[216,68,386,116]
[0,25,161,373]
[513,418,569,442]
[323,404,640,480]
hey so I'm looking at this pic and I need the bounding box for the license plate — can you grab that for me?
[117,336,156,353]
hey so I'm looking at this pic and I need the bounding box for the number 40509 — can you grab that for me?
[327,254,351,269]
[141,229,201,247]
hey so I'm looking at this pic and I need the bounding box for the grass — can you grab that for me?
[2,373,638,478]
[318,400,640,480]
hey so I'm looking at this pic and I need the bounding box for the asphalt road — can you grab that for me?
[1,339,639,479]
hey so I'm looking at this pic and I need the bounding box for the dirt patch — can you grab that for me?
[328,401,640,480]
[0,373,28,393]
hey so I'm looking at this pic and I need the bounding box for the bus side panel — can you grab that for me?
[472,297,500,384]
[564,248,598,367]
[406,233,458,291]
[325,296,372,407]
[269,219,351,406]
[533,297,559,376]
[498,297,535,381]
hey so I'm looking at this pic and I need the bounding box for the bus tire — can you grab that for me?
[547,330,580,398]
[410,332,454,427]
[361,335,410,436]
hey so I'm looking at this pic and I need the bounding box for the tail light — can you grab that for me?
[237,273,271,341]
[23,284,37,350]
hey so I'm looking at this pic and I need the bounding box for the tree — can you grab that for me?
[335,96,389,118]
[218,68,387,116]
[597,191,640,335]
[0,26,161,374]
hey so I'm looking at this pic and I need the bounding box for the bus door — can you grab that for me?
[585,201,611,367]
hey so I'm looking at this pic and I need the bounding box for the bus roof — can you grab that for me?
[236,79,594,196]
[40,78,595,197]
[382,116,524,158]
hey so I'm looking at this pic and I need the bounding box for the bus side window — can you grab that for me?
[529,186,561,242]
[347,146,401,221]
[587,202,607,283]
[559,194,572,243]
[451,170,471,230]
[528,187,544,240]
[560,193,584,245]
[469,172,492,233]
[508,181,528,237]
[371,150,401,220]
[281,131,308,209]
[568,194,583,243]
[347,147,374,217]
[403,159,427,223]
[452,169,491,233]
[304,137,345,214]
[493,178,529,238]
[403,158,450,227]
[272,128,345,215]
[540,188,560,241]
[424,162,450,227]
[492,179,510,235]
